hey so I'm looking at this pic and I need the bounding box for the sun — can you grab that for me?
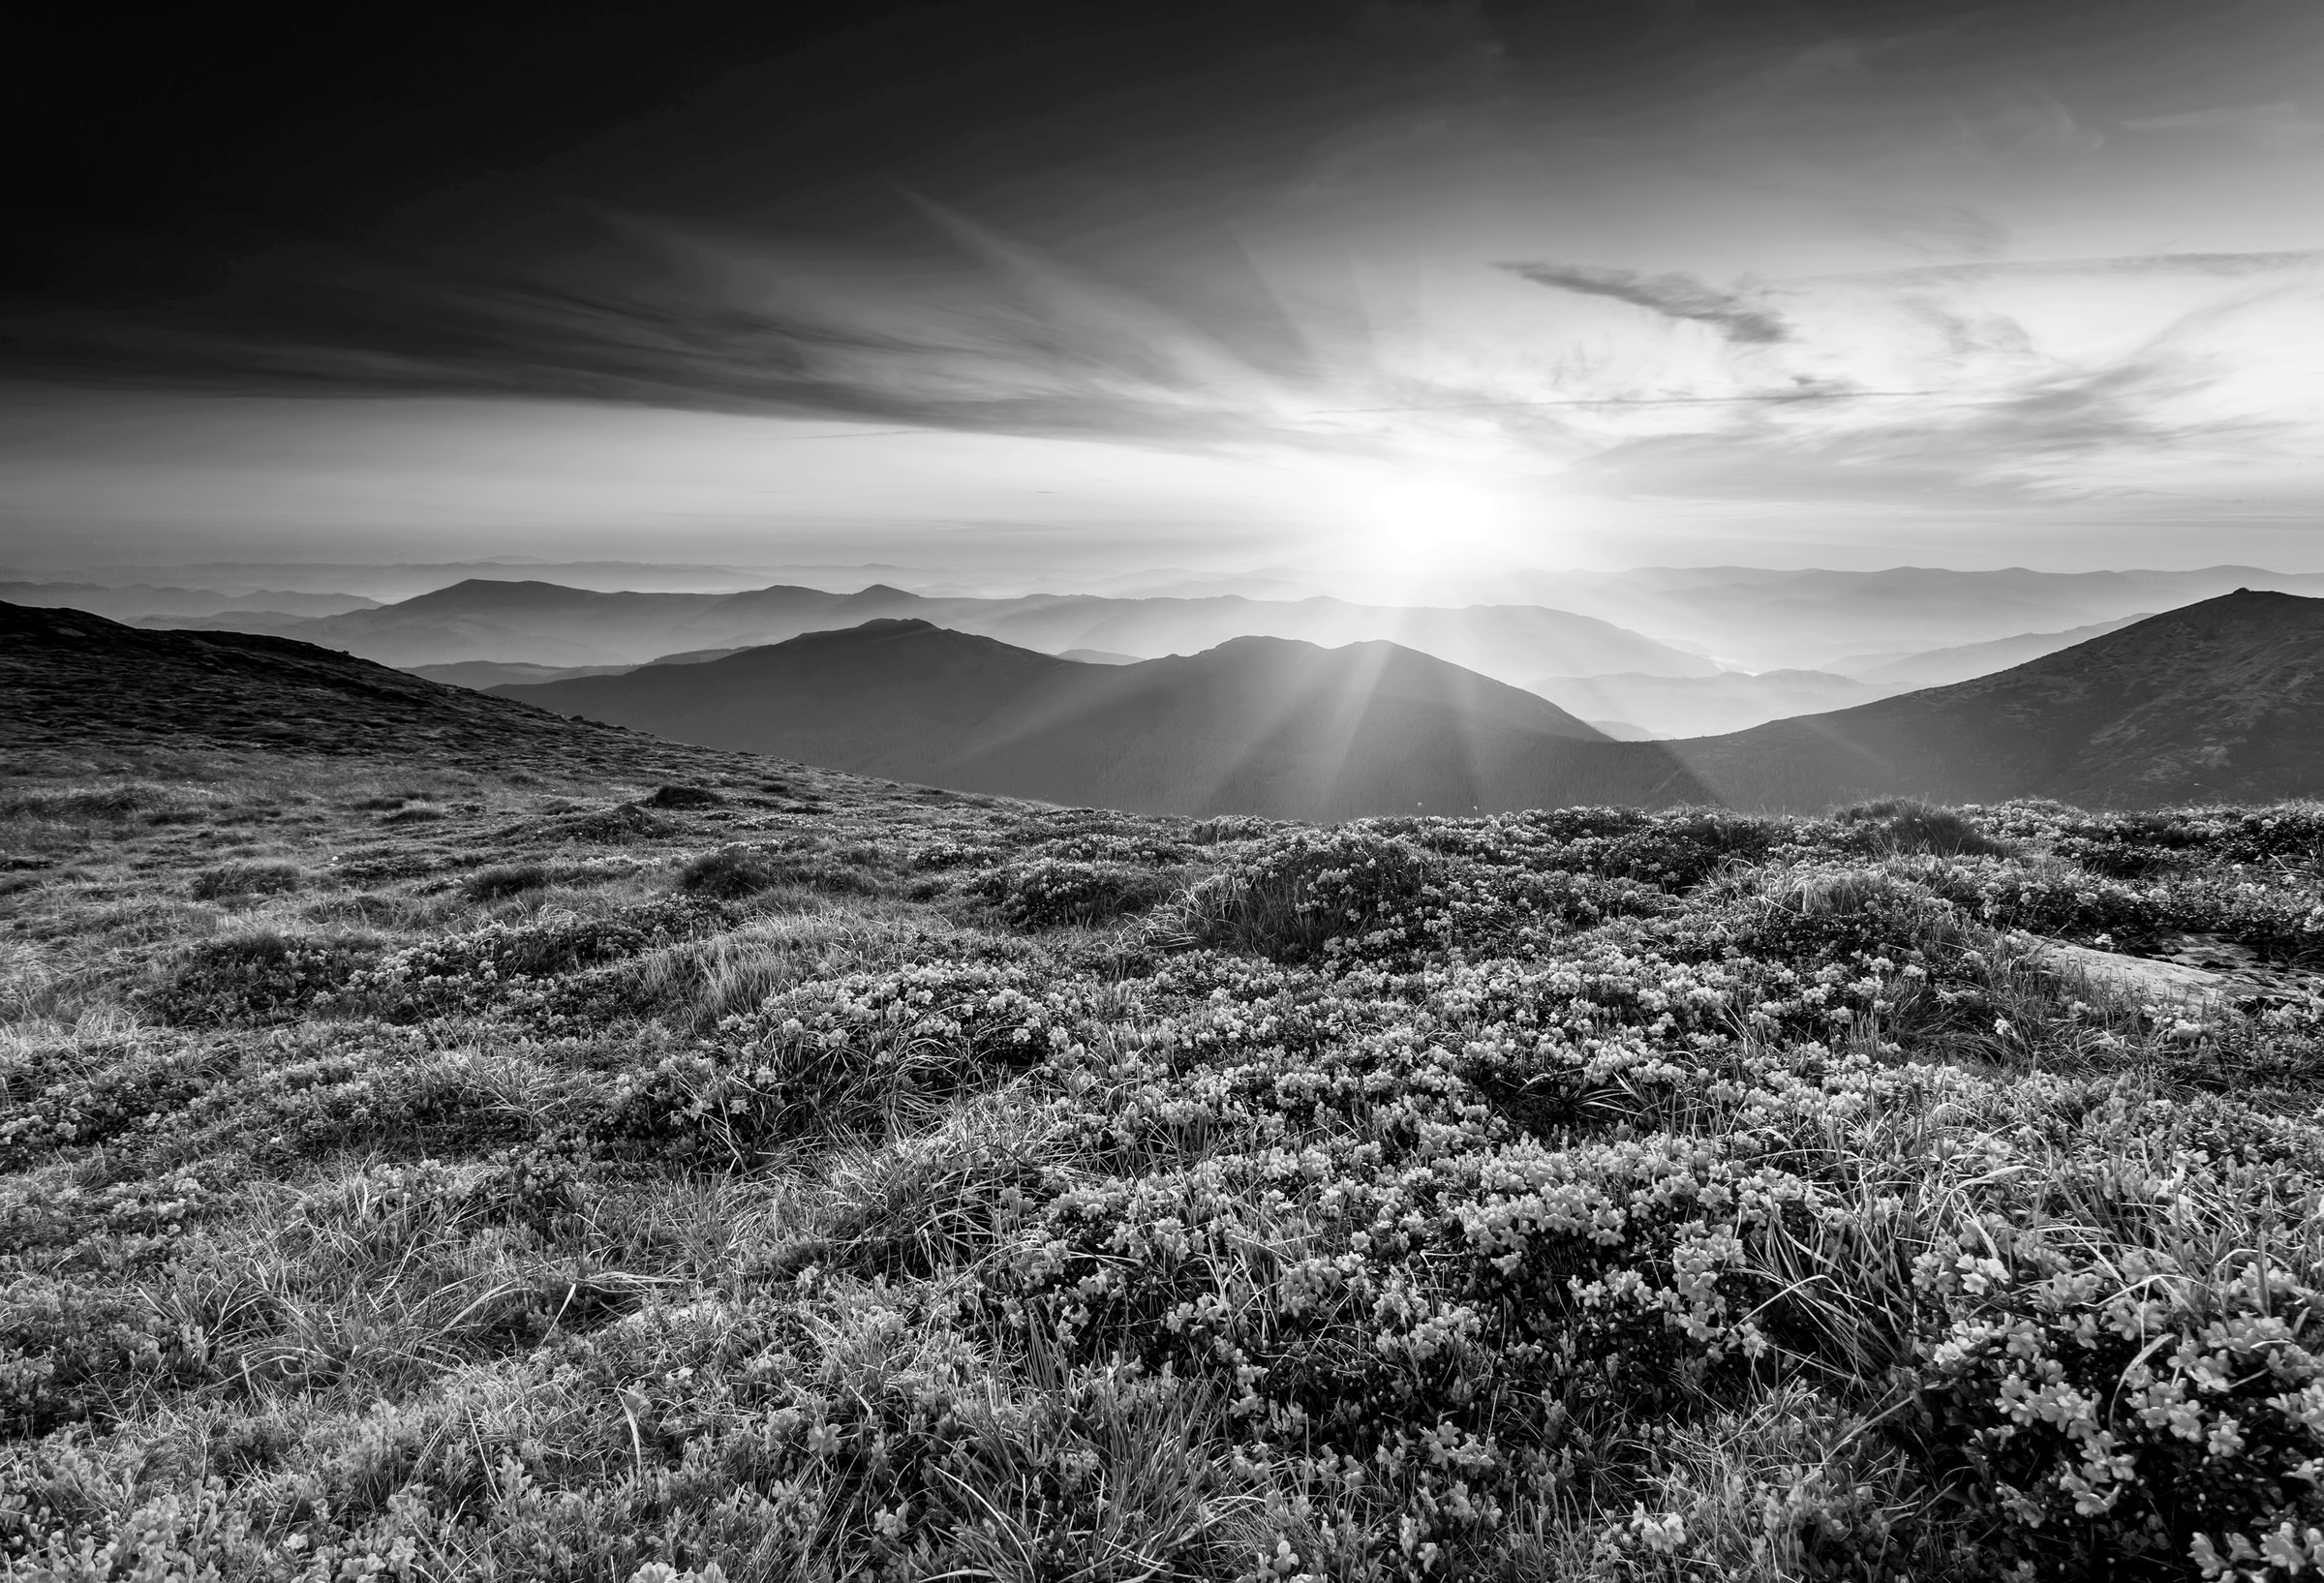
[1367,475,1502,548]
[1339,472,1511,594]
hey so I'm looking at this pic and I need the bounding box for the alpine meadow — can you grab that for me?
[10,2,2324,1579]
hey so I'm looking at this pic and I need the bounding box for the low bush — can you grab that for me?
[143,930,380,1026]
[462,863,552,901]
[1188,813,1276,844]
[1165,829,1441,961]
[972,859,1183,929]
[337,899,719,1020]
[678,845,884,901]
[605,962,1084,1159]
[547,805,677,842]
[644,784,725,809]
[188,860,303,900]
[1835,797,2014,858]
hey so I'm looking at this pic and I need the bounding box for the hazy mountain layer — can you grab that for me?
[405,660,637,689]
[0,581,378,619]
[18,590,2319,820]
[497,620,1712,820]
[1536,565,2324,670]
[226,577,1718,682]
[1529,669,1883,739]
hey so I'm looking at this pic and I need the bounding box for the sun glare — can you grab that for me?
[1329,470,1517,598]
[1369,476,1502,548]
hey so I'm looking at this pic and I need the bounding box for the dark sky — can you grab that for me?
[6,0,2322,578]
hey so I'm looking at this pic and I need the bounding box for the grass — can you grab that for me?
[5,746,2324,1580]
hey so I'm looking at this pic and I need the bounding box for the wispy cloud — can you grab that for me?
[1495,261,1792,344]
[11,211,2320,535]
[2121,101,2322,148]
[4,215,1332,451]
[1823,250,2324,288]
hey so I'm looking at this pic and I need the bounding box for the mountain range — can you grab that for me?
[495,619,1707,819]
[13,587,2321,818]
[0,581,378,620]
[499,590,2324,814]
[154,577,1720,685]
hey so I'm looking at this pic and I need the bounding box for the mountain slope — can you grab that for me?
[500,621,1710,819]
[1833,615,2153,690]
[1669,590,2324,808]
[2,600,669,770]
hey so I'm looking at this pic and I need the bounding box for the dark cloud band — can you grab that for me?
[1498,261,1792,344]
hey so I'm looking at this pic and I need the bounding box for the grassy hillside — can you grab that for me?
[10,703,2324,1579]
[1674,590,2324,810]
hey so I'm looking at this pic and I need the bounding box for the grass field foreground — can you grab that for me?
[6,748,2324,1581]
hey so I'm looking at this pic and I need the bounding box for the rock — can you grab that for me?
[2035,939,2228,1007]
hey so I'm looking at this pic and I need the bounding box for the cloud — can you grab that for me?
[2121,102,2322,149]
[1822,250,2324,288]
[1497,261,1791,344]
[1,212,1339,453]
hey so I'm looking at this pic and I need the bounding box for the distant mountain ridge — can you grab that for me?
[497,619,1713,819]
[1537,564,2324,671]
[0,581,378,620]
[500,593,2324,814]
[1528,669,1882,739]
[14,590,2323,817]
[177,576,1719,684]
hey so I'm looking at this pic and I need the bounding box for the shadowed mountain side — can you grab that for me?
[1833,615,2152,689]
[498,621,1713,818]
[1667,591,2324,810]
[0,600,650,766]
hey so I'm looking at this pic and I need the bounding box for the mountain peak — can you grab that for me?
[402,578,590,607]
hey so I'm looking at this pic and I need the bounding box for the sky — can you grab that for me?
[5,0,2322,592]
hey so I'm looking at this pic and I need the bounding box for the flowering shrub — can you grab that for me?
[973,858,1183,928]
[142,930,379,1026]
[1921,1220,2324,1575]
[1,1276,212,1434]
[336,898,718,1019]
[604,963,1097,1157]
[1169,829,1444,961]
